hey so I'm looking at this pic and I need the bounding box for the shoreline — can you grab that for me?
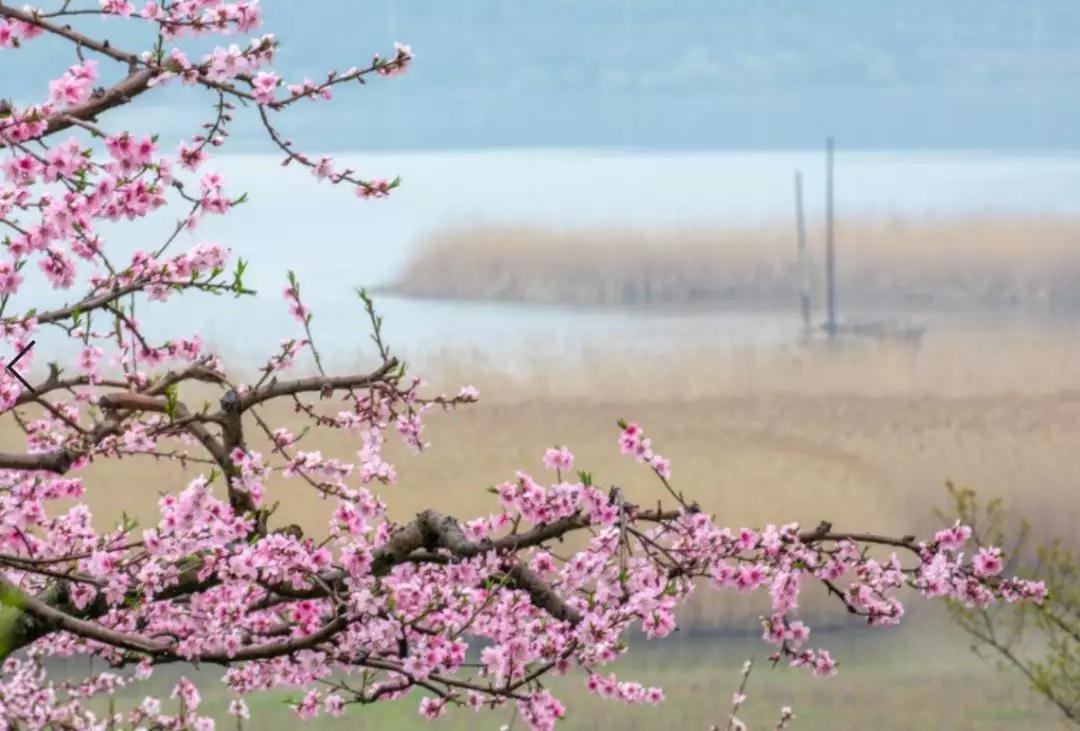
[386,216,1080,311]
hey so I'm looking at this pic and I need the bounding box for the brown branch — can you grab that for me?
[799,520,920,553]
[144,364,225,395]
[149,614,350,666]
[14,370,127,407]
[0,4,139,63]
[98,392,168,412]
[0,566,218,660]
[217,388,255,516]
[0,449,78,473]
[0,389,226,475]
[0,577,167,655]
[0,541,140,567]
[0,4,156,140]
[34,283,148,326]
[1,574,353,665]
[0,496,940,667]
[45,69,157,138]
[214,614,348,662]
[415,511,582,625]
[237,358,399,410]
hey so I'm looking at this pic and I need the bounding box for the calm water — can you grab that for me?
[14,149,1080,369]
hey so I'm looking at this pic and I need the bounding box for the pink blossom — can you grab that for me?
[973,546,1004,577]
[418,696,447,719]
[0,260,22,295]
[650,454,671,479]
[99,0,135,16]
[542,446,574,472]
[357,178,393,198]
[228,698,250,719]
[252,71,280,104]
[48,60,98,107]
[934,521,973,551]
[312,155,334,179]
[39,248,76,289]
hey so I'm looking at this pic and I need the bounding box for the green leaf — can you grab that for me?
[163,384,179,421]
[231,257,248,296]
[0,584,27,658]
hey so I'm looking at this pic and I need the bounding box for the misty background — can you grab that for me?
[10,0,1080,150]
[9,0,1080,367]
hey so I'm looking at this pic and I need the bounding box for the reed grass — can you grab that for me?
[386,216,1080,310]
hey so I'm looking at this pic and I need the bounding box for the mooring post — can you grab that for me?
[825,136,836,339]
[794,170,811,334]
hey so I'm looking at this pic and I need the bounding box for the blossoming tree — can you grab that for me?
[0,3,1048,729]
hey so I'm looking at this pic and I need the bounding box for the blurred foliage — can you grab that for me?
[939,482,1080,725]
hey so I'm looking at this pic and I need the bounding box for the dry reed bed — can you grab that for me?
[386,216,1080,310]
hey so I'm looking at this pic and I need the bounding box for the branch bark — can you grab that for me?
[238,359,399,410]
[0,3,139,63]
[46,69,157,137]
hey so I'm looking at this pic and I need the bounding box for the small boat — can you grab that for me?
[820,320,926,343]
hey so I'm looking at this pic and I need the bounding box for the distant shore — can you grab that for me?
[383,215,1080,313]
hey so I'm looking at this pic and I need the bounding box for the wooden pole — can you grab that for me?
[794,170,811,334]
[825,136,836,339]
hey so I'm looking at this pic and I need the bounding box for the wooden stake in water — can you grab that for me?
[825,137,837,339]
[794,170,811,334]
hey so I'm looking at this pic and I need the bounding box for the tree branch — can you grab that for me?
[46,69,157,137]
[0,3,139,63]
[237,358,399,410]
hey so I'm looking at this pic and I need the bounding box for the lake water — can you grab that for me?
[15,148,1080,370]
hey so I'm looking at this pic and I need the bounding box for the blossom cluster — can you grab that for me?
[0,420,1047,730]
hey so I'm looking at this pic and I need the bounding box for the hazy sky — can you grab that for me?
[9,1,1080,149]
